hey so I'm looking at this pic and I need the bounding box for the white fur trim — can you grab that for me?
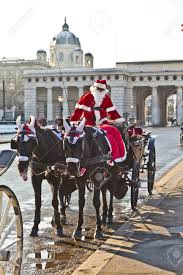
[17,156,29,162]
[104,135,112,153]
[75,103,91,112]
[114,141,127,162]
[66,158,79,163]
[115,117,125,123]
[94,82,106,89]
[94,110,100,125]
[99,117,108,124]
[106,106,116,112]
[90,86,108,94]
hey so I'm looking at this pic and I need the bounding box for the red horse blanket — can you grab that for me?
[99,124,126,162]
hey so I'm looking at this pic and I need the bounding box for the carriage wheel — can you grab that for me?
[0,185,23,275]
[131,160,140,211]
[147,147,156,195]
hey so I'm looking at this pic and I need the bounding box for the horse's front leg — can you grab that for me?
[49,177,64,237]
[101,185,108,226]
[30,174,42,237]
[107,190,113,224]
[73,178,85,239]
[59,192,67,225]
[93,188,103,239]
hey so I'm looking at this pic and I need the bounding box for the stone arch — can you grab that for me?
[158,86,176,126]
[134,86,151,124]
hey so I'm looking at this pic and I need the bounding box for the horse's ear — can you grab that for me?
[28,115,36,130]
[16,116,22,130]
[63,117,71,132]
[76,117,85,132]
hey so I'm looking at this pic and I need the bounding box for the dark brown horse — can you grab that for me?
[11,116,69,237]
[63,118,128,239]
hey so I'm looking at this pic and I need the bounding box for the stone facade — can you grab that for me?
[23,60,183,126]
[0,58,50,119]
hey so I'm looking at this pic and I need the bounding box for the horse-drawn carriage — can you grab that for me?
[7,115,156,241]
[0,149,23,275]
[124,130,156,210]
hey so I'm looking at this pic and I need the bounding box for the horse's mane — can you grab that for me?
[34,125,64,163]
[83,126,109,159]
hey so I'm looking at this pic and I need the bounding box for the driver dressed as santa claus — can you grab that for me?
[70,79,126,165]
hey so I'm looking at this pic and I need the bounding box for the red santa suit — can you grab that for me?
[71,79,126,162]
[71,88,124,126]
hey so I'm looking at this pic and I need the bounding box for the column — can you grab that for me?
[151,86,160,126]
[47,88,53,122]
[111,86,125,116]
[176,86,183,125]
[125,87,135,117]
[78,87,83,98]
[24,87,37,120]
[63,87,68,117]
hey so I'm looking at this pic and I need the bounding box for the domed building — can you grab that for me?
[50,18,90,69]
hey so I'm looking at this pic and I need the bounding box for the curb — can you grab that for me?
[72,159,183,275]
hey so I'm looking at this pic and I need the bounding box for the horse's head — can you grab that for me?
[11,115,37,181]
[63,118,85,177]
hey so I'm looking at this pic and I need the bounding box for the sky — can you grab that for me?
[0,0,183,68]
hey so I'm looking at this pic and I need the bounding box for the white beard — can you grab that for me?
[90,86,107,107]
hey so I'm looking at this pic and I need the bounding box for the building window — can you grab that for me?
[51,77,55,82]
[66,76,70,81]
[90,76,94,81]
[115,75,119,80]
[164,75,169,80]
[59,52,63,62]
[173,75,177,80]
[181,75,183,80]
[131,76,136,81]
[148,76,152,81]
[9,78,15,90]
[82,76,86,81]
[139,76,144,81]
[98,75,102,80]
[156,76,160,81]
[74,76,78,81]
[43,77,47,81]
[58,77,63,81]
[51,54,54,63]
[107,75,111,80]
[28,78,32,82]
[76,56,80,64]
[35,77,39,82]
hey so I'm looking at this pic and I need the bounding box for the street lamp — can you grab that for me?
[130,105,134,118]
[2,80,5,121]
[58,96,63,118]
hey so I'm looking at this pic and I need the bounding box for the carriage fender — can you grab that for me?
[148,136,156,151]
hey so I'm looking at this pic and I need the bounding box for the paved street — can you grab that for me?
[0,126,182,274]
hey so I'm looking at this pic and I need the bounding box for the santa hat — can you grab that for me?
[93,79,107,90]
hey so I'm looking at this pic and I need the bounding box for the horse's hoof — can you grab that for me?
[60,215,66,225]
[107,216,113,224]
[102,217,107,226]
[51,220,56,227]
[72,229,82,239]
[94,230,104,239]
[30,228,38,237]
[57,228,64,237]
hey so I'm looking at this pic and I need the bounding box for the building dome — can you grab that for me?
[55,18,81,47]
[37,49,46,54]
